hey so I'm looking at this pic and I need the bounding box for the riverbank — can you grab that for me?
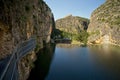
[71,40,81,44]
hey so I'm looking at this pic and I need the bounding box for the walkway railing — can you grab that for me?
[0,38,36,80]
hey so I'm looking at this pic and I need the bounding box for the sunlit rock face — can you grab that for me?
[56,15,89,34]
[87,0,120,46]
[0,0,55,80]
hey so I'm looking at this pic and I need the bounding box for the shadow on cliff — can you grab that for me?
[27,43,56,80]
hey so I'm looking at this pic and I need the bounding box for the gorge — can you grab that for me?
[55,0,120,46]
[0,0,120,80]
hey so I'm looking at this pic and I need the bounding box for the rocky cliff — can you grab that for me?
[0,0,54,80]
[56,15,89,34]
[87,0,120,46]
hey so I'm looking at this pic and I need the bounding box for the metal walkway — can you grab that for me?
[0,38,36,80]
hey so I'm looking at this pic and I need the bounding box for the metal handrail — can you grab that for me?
[0,38,36,80]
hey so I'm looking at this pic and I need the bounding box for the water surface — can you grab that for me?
[28,44,120,80]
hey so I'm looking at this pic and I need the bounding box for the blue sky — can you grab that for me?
[44,0,106,20]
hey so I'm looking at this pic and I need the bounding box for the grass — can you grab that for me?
[71,40,81,44]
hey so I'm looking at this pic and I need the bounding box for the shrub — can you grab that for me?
[54,29,89,44]
[75,31,89,44]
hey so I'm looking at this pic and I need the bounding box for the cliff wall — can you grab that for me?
[0,0,55,79]
[87,0,120,46]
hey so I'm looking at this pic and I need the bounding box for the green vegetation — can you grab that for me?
[55,15,90,44]
[51,29,62,39]
[61,31,73,39]
[55,30,89,44]
[74,31,89,44]
[89,30,100,35]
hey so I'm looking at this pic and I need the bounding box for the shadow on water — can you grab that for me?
[55,39,72,44]
[27,43,56,80]
[27,44,120,80]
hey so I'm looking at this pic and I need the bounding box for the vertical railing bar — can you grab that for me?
[10,60,17,80]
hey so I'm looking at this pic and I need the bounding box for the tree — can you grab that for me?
[75,31,89,44]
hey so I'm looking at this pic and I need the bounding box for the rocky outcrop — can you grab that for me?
[0,0,54,80]
[87,0,120,46]
[56,15,89,34]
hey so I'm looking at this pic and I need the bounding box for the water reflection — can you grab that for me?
[88,44,120,79]
[56,44,80,48]
[27,44,56,80]
[28,43,120,80]
[45,44,120,80]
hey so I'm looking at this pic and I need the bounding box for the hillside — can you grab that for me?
[87,0,120,46]
[56,15,89,34]
[55,15,89,44]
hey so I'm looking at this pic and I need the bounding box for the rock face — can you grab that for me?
[87,0,120,46]
[56,15,89,34]
[0,0,54,80]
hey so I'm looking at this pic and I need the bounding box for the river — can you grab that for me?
[28,44,120,80]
